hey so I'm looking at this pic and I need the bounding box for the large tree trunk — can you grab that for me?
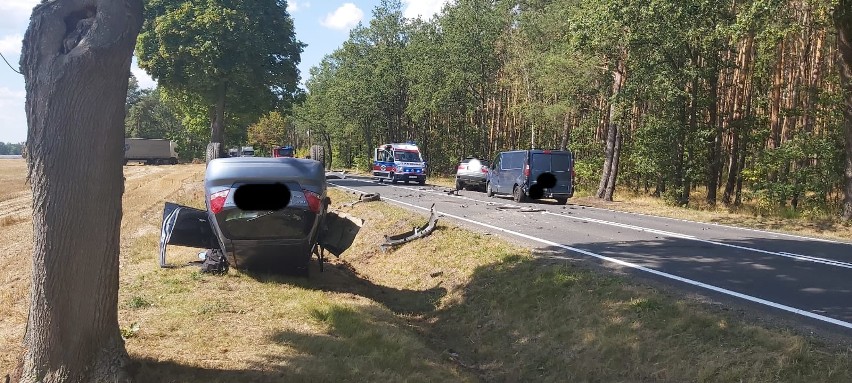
[597,60,625,199]
[17,0,143,382]
[209,83,227,156]
[837,0,852,221]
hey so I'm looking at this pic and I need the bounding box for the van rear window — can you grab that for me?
[531,153,572,172]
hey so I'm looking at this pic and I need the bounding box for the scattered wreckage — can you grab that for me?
[381,204,439,251]
[158,157,363,276]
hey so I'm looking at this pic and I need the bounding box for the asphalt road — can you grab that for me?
[327,174,852,336]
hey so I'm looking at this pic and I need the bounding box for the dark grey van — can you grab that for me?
[485,149,575,204]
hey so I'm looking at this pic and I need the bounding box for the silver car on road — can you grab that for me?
[455,157,490,191]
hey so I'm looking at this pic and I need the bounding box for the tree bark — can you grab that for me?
[837,0,852,221]
[209,83,227,156]
[17,0,143,382]
[597,60,625,199]
[603,126,622,201]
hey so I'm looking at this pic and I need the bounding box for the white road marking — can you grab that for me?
[329,182,852,330]
[336,174,850,244]
[541,211,852,270]
[333,177,852,269]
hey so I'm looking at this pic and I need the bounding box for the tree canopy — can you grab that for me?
[136,0,305,148]
[295,0,852,219]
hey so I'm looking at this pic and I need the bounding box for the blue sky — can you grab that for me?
[0,0,451,143]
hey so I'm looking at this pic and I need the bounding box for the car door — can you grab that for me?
[318,212,364,256]
[500,152,520,193]
[159,202,220,268]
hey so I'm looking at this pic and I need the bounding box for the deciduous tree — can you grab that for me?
[17,0,143,381]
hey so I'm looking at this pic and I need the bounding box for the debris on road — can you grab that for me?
[342,193,381,208]
[381,204,439,251]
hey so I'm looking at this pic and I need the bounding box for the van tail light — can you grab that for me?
[523,164,530,177]
[303,189,322,213]
[458,165,466,170]
[209,190,229,214]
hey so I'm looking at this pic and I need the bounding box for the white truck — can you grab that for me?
[124,138,179,165]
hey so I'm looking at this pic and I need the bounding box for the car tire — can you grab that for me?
[555,197,568,205]
[486,182,494,197]
[513,185,526,203]
[418,178,426,186]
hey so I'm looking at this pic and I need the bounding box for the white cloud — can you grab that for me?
[320,3,363,31]
[402,0,453,19]
[0,86,27,143]
[288,0,310,13]
[0,0,39,33]
[0,34,23,56]
[131,58,156,89]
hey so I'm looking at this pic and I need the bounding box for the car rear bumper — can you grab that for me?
[457,174,487,184]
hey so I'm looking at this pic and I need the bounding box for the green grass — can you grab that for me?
[5,164,850,382]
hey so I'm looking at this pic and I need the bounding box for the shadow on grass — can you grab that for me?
[243,260,447,316]
[428,243,852,383]
[130,359,289,383]
[131,300,469,382]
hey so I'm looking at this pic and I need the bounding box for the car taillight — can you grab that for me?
[523,164,530,177]
[481,166,488,173]
[458,165,466,170]
[209,190,229,214]
[303,190,322,213]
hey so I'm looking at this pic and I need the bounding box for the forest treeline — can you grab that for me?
[0,142,24,155]
[297,0,852,218]
[123,0,852,219]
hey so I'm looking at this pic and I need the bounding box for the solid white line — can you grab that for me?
[339,174,849,244]
[329,182,852,330]
[541,211,852,270]
[335,177,852,269]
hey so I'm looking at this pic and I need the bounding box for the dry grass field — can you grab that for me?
[1,159,850,382]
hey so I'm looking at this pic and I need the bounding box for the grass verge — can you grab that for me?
[1,164,850,382]
[329,187,852,382]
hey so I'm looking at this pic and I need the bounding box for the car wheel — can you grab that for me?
[555,197,568,205]
[513,185,526,203]
[486,182,494,197]
[418,178,426,186]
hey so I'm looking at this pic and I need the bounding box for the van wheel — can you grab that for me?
[555,197,568,205]
[513,185,526,203]
[486,182,494,197]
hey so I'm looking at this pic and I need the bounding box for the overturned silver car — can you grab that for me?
[159,157,362,275]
